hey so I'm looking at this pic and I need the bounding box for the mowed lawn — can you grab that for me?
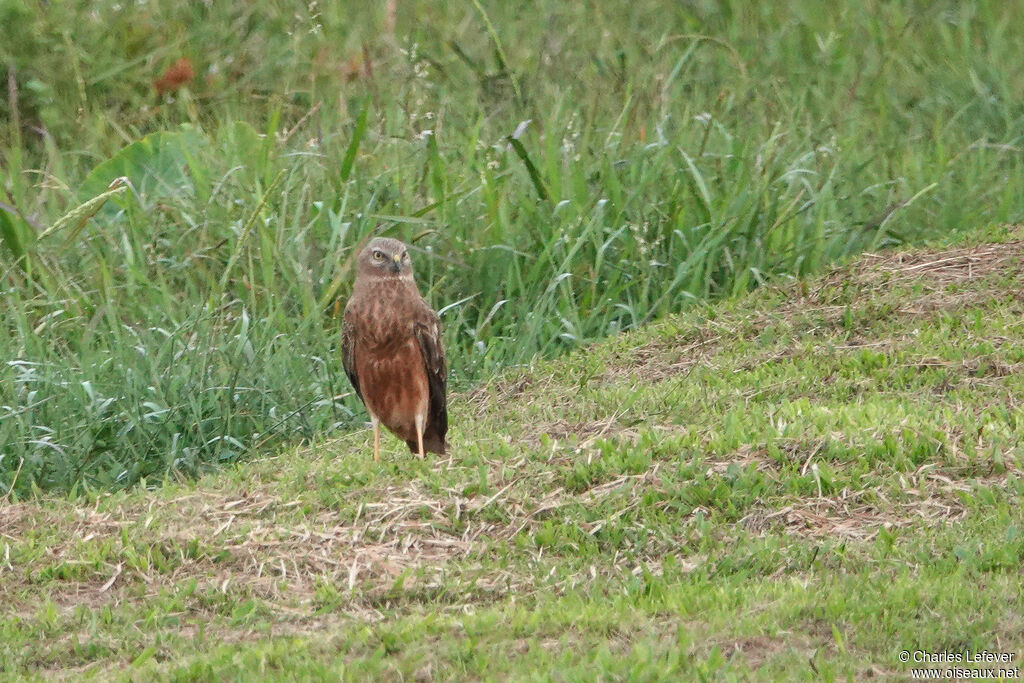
[3,225,1023,680]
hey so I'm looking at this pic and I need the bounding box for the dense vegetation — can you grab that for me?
[2,1,1023,493]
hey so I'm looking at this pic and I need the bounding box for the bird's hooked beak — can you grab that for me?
[390,253,402,273]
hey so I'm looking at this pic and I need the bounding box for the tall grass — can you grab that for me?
[2,1,1023,494]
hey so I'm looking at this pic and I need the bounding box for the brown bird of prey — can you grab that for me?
[341,237,448,460]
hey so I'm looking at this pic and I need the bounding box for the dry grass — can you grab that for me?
[857,241,1024,284]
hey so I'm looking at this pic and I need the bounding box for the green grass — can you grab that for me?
[2,1,1024,492]
[2,226,1023,680]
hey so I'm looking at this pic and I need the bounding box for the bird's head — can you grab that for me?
[356,237,414,279]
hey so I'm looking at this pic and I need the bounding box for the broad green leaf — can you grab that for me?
[77,125,206,208]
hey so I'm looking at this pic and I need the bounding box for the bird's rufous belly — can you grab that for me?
[356,338,429,442]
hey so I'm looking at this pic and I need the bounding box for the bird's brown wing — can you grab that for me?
[341,314,362,401]
[413,306,447,446]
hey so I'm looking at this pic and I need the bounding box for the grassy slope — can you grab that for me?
[3,224,1024,681]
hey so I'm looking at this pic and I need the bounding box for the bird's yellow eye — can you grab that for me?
[372,250,384,261]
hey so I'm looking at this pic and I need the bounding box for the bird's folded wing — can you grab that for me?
[413,310,447,435]
[341,319,362,401]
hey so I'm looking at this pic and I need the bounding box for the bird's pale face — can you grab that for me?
[357,238,413,279]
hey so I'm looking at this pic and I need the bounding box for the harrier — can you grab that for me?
[341,237,448,460]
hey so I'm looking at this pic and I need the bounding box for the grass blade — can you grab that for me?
[218,170,286,290]
[506,136,549,202]
[340,101,371,183]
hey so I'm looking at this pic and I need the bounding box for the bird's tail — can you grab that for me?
[406,431,446,455]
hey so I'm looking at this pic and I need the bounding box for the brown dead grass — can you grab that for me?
[600,236,1024,385]
[532,415,640,447]
[0,456,686,618]
[854,240,1024,285]
[738,468,990,542]
[787,239,1024,325]
[716,634,804,669]
[2,483,481,617]
[601,333,723,384]
[0,462,666,617]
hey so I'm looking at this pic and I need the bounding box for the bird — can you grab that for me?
[341,237,448,460]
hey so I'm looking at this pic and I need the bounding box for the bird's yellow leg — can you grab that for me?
[414,413,426,459]
[371,415,381,462]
